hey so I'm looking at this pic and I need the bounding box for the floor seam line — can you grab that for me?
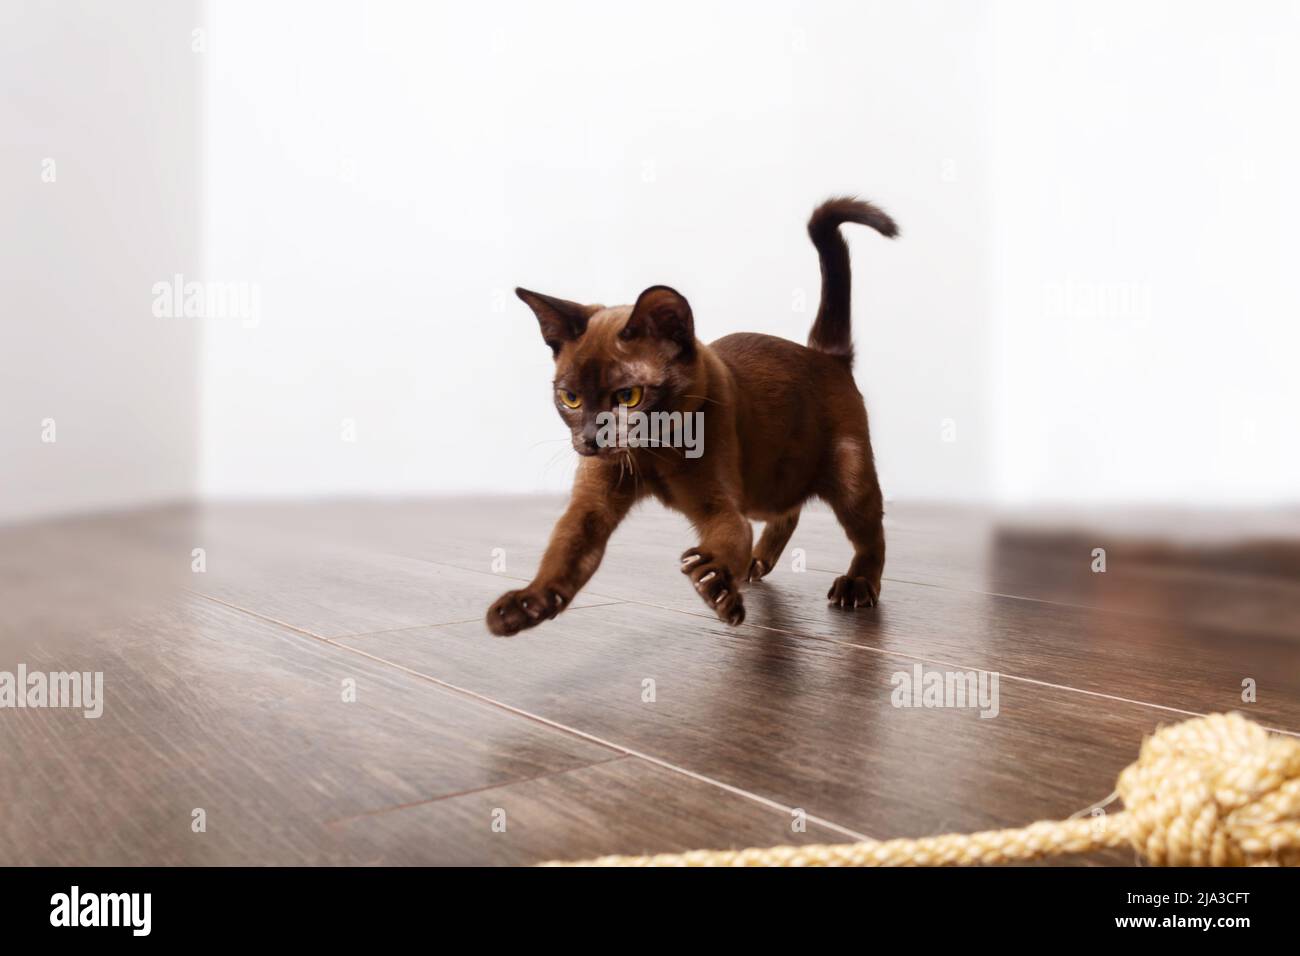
[603,596,1300,739]
[335,601,624,642]
[187,587,624,641]
[188,588,331,641]
[323,754,633,827]
[189,587,1300,741]
[800,566,1297,638]
[190,509,1299,630]
[188,591,872,841]
[316,640,874,843]
[187,588,631,760]
[197,524,1285,639]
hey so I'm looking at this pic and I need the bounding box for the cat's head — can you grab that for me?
[516,285,698,457]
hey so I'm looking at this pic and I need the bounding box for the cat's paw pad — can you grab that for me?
[746,557,770,582]
[827,575,878,609]
[681,548,746,626]
[486,586,564,636]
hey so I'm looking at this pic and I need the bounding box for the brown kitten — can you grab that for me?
[486,197,897,636]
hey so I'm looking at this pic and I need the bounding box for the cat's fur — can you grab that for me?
[486,197,897,636]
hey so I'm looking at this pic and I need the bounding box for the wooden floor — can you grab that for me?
[2,497,1298,865]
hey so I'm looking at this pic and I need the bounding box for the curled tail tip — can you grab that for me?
[809,196,900,240]
[805,195,896,366]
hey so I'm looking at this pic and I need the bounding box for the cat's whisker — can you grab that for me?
[538,444,574,480]
[626,450,643,496]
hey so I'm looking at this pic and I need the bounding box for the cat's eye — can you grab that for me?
[614,386,644,407]
[558,390,581,409]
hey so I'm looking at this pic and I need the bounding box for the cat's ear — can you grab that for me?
[621,285,695,361]
[516,288,593,357]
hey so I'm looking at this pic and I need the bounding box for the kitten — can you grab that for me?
[487,197,897,636]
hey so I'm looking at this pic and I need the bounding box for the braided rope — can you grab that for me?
[543,713,1300,867]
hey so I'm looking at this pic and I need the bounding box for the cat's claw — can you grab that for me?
[486,585,564,636]
[827,575,878,609]
[680,548,746,626]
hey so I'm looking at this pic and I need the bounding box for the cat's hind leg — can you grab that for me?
[823,436,885,609]
[747,508,800,581]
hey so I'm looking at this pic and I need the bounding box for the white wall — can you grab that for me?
[199,0,995,500]
[0,0,202,523]
[9,2,1295,517]
[991,0,1300,504]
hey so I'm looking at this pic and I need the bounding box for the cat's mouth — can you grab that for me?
[575,441,620,458]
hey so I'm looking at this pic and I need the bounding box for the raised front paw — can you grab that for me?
[486,585,564,636]
[681,548,745,626]
[827,575,878,609]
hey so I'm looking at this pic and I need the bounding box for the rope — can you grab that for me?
[542,712,1300,867]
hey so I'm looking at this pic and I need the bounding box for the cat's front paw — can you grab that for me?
[681,548,746,626]
[746,557,770,582]
[827,575,878,609]
[486,585,564,636]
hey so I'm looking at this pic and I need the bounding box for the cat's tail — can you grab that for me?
[805,197,899,366]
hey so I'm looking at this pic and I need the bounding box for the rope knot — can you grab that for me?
[1116,712,1300,866]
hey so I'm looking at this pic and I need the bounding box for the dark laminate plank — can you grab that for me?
[328,756,847,865]
[185,514,618,638]
[790,505,1300,642]
[440,515,1300,731]
[595,563,1300,733]
[41,502,1292,729]
[197,497,1300,643]
[0,506,199,648]
[0,597,617,865]
[337,602,1191,863]
[189,496,1300,639]
[9,501,1292,866]
[730,571,1300,732]
[195,500,1300,728]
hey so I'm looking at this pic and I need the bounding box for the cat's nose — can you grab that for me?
[582,436,600,452]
